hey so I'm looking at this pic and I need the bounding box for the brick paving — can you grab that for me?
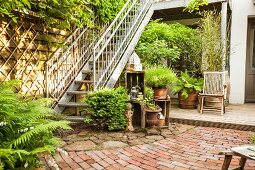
[43,126,255,170]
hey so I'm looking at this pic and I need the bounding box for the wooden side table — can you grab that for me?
[153,98,171,127]
[220,145,255,170]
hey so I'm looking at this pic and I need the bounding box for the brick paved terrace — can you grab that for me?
[41,125,255,170]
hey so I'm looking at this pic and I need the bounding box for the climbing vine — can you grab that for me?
[0,0,127,29]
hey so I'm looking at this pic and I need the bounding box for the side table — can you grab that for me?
[220,145,255,170]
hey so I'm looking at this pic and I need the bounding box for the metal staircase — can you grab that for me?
[46,0,154,114]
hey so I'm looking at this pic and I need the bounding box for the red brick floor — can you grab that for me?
[44,127,255,170]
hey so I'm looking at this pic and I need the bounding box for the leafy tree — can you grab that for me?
[0,0,127,29]
[136,20,201,74]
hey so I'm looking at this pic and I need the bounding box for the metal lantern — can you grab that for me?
[130,87,138,101]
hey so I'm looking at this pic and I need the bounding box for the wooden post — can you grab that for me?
[221,1,228,70]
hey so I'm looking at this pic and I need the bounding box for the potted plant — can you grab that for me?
[139,87,162,127]
[145,66,177,99]
[173,71,203,109]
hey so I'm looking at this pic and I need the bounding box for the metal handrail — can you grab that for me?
[93,0,151,89]
[45,20,107,100]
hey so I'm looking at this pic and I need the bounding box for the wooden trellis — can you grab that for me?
[0,16,68,98]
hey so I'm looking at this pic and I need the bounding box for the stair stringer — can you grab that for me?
[54,63,91,113]
[106,7,154,88]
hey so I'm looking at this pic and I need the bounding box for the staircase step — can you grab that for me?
[58,102,89,107]
[67,91,89,95]
[74,80,93,84]
[65,116,85,122]
[82,70,93,74]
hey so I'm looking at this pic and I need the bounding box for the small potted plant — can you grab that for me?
[173,71,203,109]
[139,87,162,127]
[145,66,176,99]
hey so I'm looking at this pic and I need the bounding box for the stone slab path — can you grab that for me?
[42,126,255,170]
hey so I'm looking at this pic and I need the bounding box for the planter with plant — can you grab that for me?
[140,87,162,127]
[173,71,203,109]
[145,66,177,99]
[84,87,128,131]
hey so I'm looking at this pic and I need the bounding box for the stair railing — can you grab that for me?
[93,0,151,90]
[45,21,105,100]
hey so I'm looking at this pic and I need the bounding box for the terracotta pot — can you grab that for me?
[145,108,162,127]
[178,91,198,109]
[153,87,168,99]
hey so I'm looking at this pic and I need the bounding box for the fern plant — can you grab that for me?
[0,80,71,169]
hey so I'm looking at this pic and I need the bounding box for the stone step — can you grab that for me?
[67,91,89,95]
[65,116,85,122]
[81,70,93,74]
[58,102,89,107]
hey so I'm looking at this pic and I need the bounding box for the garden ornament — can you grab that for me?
[125,103,134,131]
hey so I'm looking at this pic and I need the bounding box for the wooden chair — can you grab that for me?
[198,72,227,115]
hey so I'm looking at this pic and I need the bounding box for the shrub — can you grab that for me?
[0,80,71,169]
[136,20,201,72]
[85,87,128,131]
[145,66,177,88]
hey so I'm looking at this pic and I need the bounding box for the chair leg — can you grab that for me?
[200,96,204,114]
[221,97,224,115]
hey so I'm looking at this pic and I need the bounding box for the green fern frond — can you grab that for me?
[12,121,71,147]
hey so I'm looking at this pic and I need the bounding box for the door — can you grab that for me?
[245,20,255,102]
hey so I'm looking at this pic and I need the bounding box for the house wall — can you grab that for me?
[229,0,255,103]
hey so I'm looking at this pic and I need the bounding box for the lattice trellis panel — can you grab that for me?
[0,16,68,98]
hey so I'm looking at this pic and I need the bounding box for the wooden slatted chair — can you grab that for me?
[198,72,227,115]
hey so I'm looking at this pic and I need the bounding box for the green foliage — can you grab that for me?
[199,10,225,72]
[92,0,127,23]
[145,87,154,101]
[136,20,201,68]
[172,71,203,98]
[251,134,255,144]
[85,87,128,131]
[0,0,126,29]
[140,87,159,111]
[145,66,177,88]
[0,80,71,169]
[184,0,208,13]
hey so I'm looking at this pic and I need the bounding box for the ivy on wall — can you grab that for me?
[0,0,127,29]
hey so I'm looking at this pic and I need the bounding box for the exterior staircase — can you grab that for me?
[45,0,154,115]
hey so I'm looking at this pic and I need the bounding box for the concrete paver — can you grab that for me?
[43,126,255,169]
